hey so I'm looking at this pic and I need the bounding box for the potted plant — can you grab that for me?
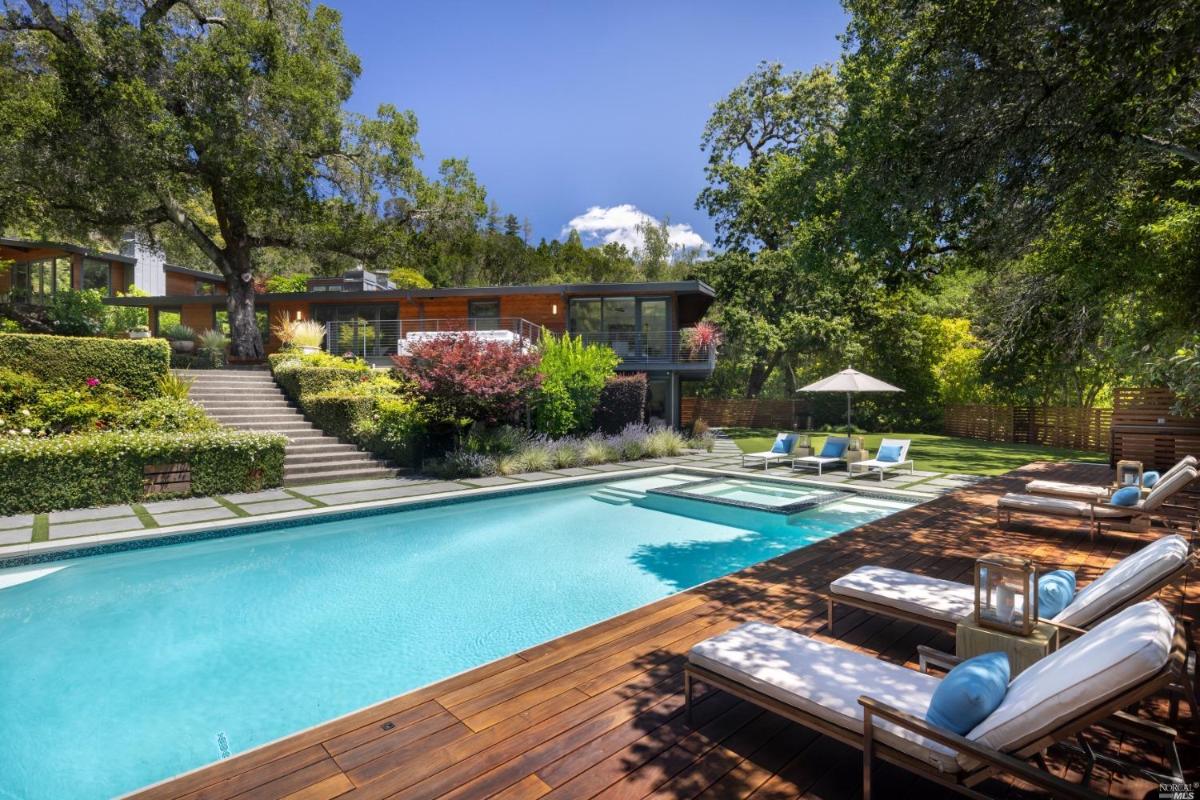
[128,324,151,339]
[163,323,196,353]
[271,311,326,354]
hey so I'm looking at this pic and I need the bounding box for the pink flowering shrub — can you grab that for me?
[391,334,542,426]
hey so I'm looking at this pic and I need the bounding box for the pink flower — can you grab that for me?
[86,377,100,387]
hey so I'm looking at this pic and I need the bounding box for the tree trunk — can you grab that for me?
[745,349,782,398]
[224,241,264,359]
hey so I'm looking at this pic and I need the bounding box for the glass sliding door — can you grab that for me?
[568,296,671,360]
[312,304,398,356]
[468,300,501,331]
[639,299,668,358]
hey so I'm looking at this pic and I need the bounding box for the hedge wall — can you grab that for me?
[272,365,364,402]
[0,332,170,398]
[302,392,377,440]
[0,429,287,514]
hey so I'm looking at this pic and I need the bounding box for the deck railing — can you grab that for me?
[575,330,716,365]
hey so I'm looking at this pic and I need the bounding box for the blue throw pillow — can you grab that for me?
[819,438,848,458]
[925,652,1010,735]
[1142,471,1160,489]
[876,444,903,463]
[1110,486,1140,506]
[771,434,796,454]
[1037,570,1076,618]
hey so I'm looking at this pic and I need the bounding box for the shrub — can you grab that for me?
[265,274,311,293]
[593,373,647,434]
[691,418,710,437]
[116,398,215,432]
[388,267,432,289]
[433,450,497,479]
[303,391,378,439]
[46,289,106,336]
[0,429,286,514]
[26,384,128,434]
[609,423,650,460]
[0,332,170,397]
[580,436,618,465]
[548,439,581,469]
[462,424,529,456]
[351,396,426,467]
[687,432,716,452]
[197,329,229,367]
[516,443,553,472]
[391,334,541,427]
[0,368,39,414]
[156,372,193,400]
[533,334,618,436]
[271,312,326,349]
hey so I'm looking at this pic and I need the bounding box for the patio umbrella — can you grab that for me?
[796,367,903,433]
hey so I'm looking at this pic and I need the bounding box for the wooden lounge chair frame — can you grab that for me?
[684,621,1187,800]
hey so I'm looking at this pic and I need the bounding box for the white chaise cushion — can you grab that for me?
[1024,480,1109,502]
[689,621,960,772]
[1053,535,1190,627]
[830,566,975,625]
[997,493,1136,519]
[963,600,1174,766]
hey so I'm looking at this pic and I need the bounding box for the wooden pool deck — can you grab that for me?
[131,462,1197,800]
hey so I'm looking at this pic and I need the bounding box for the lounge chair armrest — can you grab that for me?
[1101,710,1179,746]
[916,645,963,674]
[1038,618,1087,640]
[858,696,1096,800]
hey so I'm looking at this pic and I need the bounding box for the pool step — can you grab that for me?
[590,486,647,505]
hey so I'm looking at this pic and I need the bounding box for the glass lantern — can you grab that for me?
[1115,460,1143,489]
[974,554,1038,635]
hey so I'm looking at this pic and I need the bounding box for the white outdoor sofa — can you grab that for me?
[848,438,914,482]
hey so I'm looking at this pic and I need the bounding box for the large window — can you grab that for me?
[467,299,500,330]
[10,257,71,303]
[568,296,670,358]
[82,258,111,293]
[312,303,398,356]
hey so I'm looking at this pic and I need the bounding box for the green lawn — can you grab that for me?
[724,429,1107,476]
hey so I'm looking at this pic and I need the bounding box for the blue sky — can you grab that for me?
[337,1,847,251]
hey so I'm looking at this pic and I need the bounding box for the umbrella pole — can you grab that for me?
[846,391,852,434]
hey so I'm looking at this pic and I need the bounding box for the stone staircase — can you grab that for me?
[182,368,399,485]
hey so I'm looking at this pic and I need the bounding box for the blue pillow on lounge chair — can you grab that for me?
[925,651,1010,735]
[1110,486,1140,506]
[819,438,848,458]
[1142,471,1160,488]
[771,434,796,454]
[876,444,903,463]
[1037,570,1076,618]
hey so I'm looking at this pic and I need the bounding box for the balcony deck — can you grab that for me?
[130,461,1197,800]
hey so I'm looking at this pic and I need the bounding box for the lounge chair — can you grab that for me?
[826,533,1194,637]
[848,438,914,482]
[1025,455,1197,503]
[740,432,802,470]
[997,465,1197,537]
[792,435,849,476]
[685,601,1186,799]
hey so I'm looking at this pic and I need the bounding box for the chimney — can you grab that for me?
[120,231,166,295]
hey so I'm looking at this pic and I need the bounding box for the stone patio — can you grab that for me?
[0,440,969,550]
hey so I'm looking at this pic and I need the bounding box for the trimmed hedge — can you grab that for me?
[593,373,647,434]
[0,429,287,514]
[0,332,170,398]
[273,365,364,401]
[303,392,377,439]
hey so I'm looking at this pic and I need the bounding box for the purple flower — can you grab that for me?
[85,377,100,387]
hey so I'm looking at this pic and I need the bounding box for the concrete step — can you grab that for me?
[283,457,392,476]
[225,422,316,433]
[286,442,362,456]
[209,413,306,424]
[195,400,295,410]
[285,450,376,466]
[188,384,285,393]
[284,464,399,484]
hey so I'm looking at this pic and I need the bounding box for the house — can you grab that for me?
[0,236,223,303]
[1,236,717,427]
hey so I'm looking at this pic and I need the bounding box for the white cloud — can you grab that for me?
[563,204,709,259]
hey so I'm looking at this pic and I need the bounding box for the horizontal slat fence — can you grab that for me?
[1110,387,1200,470]
[681,397,805,429]
[944,404,1111,451]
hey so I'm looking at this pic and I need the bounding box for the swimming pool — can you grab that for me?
[0,474,915,799]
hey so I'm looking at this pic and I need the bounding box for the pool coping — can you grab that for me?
[0,465,933,570]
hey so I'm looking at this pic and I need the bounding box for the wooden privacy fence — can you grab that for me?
[681,397,806,429]
[943,404,1112,451]
[1110,387,1200,469]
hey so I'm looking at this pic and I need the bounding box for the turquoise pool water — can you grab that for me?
[0,477,913,799]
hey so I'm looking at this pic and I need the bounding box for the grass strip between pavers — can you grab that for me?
[130,504,159,529]
[212,496,251,518]
[282,488,327,507]
[31,514,48,543]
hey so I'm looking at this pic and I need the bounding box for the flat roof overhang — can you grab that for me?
[104,279,717,307]
[0,237,136,265]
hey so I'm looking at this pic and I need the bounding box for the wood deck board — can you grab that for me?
[128,462,1198,800]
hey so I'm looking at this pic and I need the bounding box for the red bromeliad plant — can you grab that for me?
[390,335,542,427]
[681,321,723,357]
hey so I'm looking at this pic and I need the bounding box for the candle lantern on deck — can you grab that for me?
[1115,460,1144,489]
[974,554,1038,635]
